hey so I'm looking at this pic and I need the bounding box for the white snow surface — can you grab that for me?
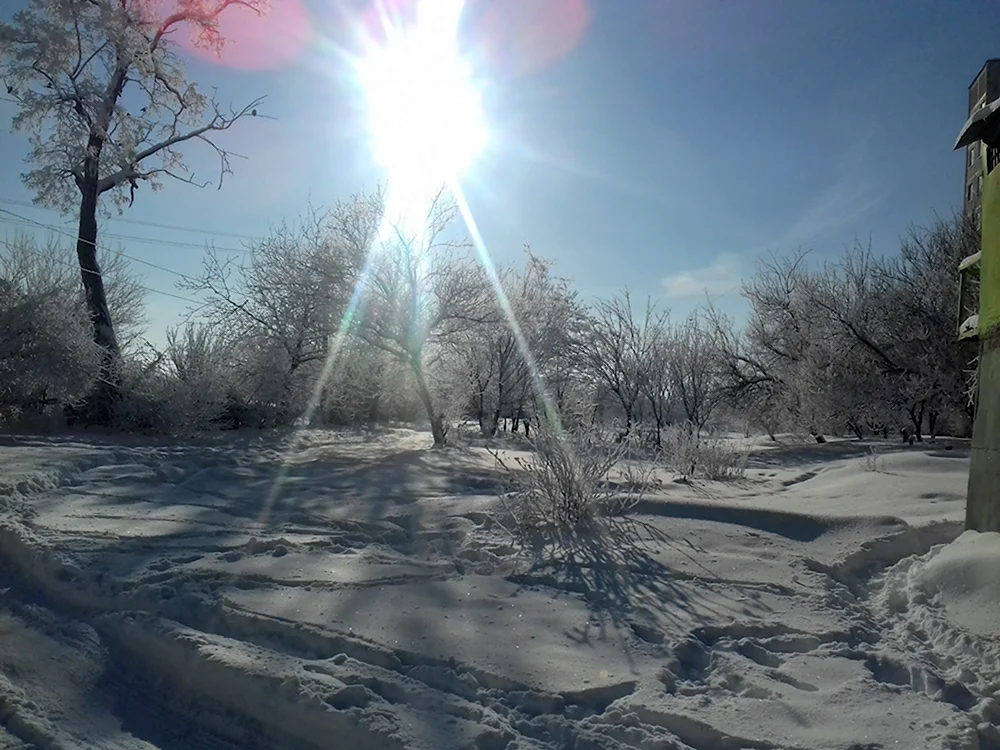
[0,429,996,750]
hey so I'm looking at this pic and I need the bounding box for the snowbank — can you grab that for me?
[0,430,993,750]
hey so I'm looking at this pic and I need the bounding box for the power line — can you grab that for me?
[0,214,249,255]
[0,196,261,242]
[0,238,204,306]
[0,209,202,279]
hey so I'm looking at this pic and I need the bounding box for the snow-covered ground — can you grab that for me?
[0,428,996,750]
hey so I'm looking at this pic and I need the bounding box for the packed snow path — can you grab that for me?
[0,429,996,750]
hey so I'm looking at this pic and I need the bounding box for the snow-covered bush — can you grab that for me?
[0,236,101,420]
[162,324,239,431]
[663,426,750,481]
[489,425,657,540]
[112,328,254,435]
[110,344,173,434]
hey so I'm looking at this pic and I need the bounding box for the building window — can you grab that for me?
[989,147,1000,174]
[971,146,978,166]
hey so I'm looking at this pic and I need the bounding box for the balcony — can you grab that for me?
[958,251,982,341]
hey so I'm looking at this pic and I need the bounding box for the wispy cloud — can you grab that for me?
[769,134,889,250]
[662,252,743,300]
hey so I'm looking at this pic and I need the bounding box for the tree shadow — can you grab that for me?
[506,514,752,637]
[747,437,969,469]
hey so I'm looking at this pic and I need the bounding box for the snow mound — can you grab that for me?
[915,531,1000,638]
[871,531,1000,725]
[877,531,1000,640]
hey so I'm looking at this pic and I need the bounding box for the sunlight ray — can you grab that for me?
[259,231,383,523]
[449,181,564,436]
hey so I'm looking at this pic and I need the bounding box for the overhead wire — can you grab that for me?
[0,207,203,280]
[0,196,261,242]
[0,237,204,306]
[0,212,205,306]
[0,213,250,255]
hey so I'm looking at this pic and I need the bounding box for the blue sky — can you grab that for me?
[2,0,999,342]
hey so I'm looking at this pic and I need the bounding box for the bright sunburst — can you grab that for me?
[356,0,488,213]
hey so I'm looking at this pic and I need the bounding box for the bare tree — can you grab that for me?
[722,215,975,441]
[669,313,724,433]
[883,214,980,436]
[1,0,265,419]
[583,291,653,439]
[184,207,358,422]
[715,251,834,438]
[514,252,589,434]
[457,248,586,437]
[638,304,673,447]
[344,190,492,447]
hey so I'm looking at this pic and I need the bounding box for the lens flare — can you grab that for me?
[355,0,488,223]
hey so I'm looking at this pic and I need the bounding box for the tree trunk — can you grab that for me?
[489,381,503,436]
[474,392,493,436]
[908,401,925,443]
[847,419,864,440]
[928,409,939,440]
[75,180,120,425]
[412,359,446,447]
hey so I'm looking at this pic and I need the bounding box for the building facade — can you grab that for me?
[956,60,1000,533]
[964,59,1000,226]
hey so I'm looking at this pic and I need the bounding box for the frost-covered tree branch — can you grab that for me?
[1,0,266,211]
[0,0,267,422]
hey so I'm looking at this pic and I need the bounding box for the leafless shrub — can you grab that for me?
[488,425,659,541]
[110,343,172,434]
[663,426,750,481]
[861,444,883,473]
[965,353,979,410]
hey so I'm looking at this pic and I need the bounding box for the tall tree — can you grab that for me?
[583,291,654,439]
[338,188,492,447]
[0,0,264,419]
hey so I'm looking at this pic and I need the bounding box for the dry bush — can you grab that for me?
[861,444,883,473]
[109,344,173,434]
[0,236,102,416]
[489,425,660,540]
[663,426,751,481]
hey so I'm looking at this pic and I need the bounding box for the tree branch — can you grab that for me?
[97,96,263,194]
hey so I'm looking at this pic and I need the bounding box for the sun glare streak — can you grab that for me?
[449,181,564,437]
[260,241,381,523]
[264,0,514,515]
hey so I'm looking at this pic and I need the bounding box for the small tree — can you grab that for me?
[1,0,265,420]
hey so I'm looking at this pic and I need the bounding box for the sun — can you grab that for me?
[355,0,488,206]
